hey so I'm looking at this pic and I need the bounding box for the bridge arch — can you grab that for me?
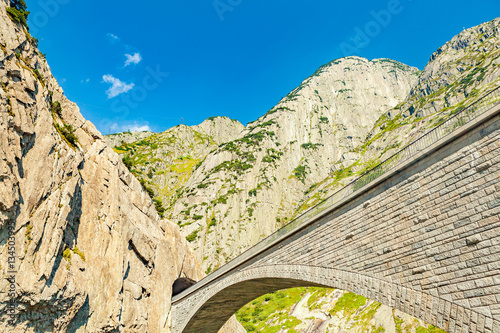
[172,264,467,332]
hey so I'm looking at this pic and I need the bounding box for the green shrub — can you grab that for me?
[33,68,44,85]
[153,198,165,217]
[51,101,62,116]
[301,142,323,150]
[139,178,155,198]
[186,230,199,242]
[293,165,308,183]
[54,122,78,148]
[193,214,203,220]
[122,155,134,170]
[214,196,227,205]
[6,7,29,27]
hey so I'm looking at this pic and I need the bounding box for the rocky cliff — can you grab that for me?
[0,2,243,332]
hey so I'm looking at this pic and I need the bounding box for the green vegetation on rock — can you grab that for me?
[330,292,367,317]
[6,0,29,28]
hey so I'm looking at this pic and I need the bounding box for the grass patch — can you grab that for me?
[416,325,448,333]
[33,68,45,86]
[62,247,72,264]
[236,288,306,328]
[330,292,367,317]
[73,246,85,262]
[2,83,13,116]
[25,223,32,243]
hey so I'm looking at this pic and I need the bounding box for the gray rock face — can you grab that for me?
[107,57,420,275]
[401,17,500,117]
[193,116,245,145]
[0,3,242,332]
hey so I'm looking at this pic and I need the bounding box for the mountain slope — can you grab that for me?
[104,116,244,216]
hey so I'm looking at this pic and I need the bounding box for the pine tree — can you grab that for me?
[10,0,28,11]
[6,0,29,28]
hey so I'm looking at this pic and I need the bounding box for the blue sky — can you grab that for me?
[26,0,500,134]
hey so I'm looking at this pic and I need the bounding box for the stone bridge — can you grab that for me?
[171,93,500,333]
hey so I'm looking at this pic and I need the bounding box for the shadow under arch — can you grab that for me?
[172,277,197,297]
[173,264,469,333]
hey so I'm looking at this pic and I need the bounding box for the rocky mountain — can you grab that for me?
[107,16,500,333]
[104,117,244,217]
[297,16,500,218]
[112,57,420,273]
[0,2,243,332]
[104,130,154,147]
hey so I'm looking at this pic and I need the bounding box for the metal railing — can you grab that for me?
[173,84,500,302]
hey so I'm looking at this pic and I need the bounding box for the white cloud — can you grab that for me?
[81,78,90,84]
[107,33,120,42]
[127,124,151,132]
[102,74,134,99]
[124,53,142,66]
[109,122,152,133]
